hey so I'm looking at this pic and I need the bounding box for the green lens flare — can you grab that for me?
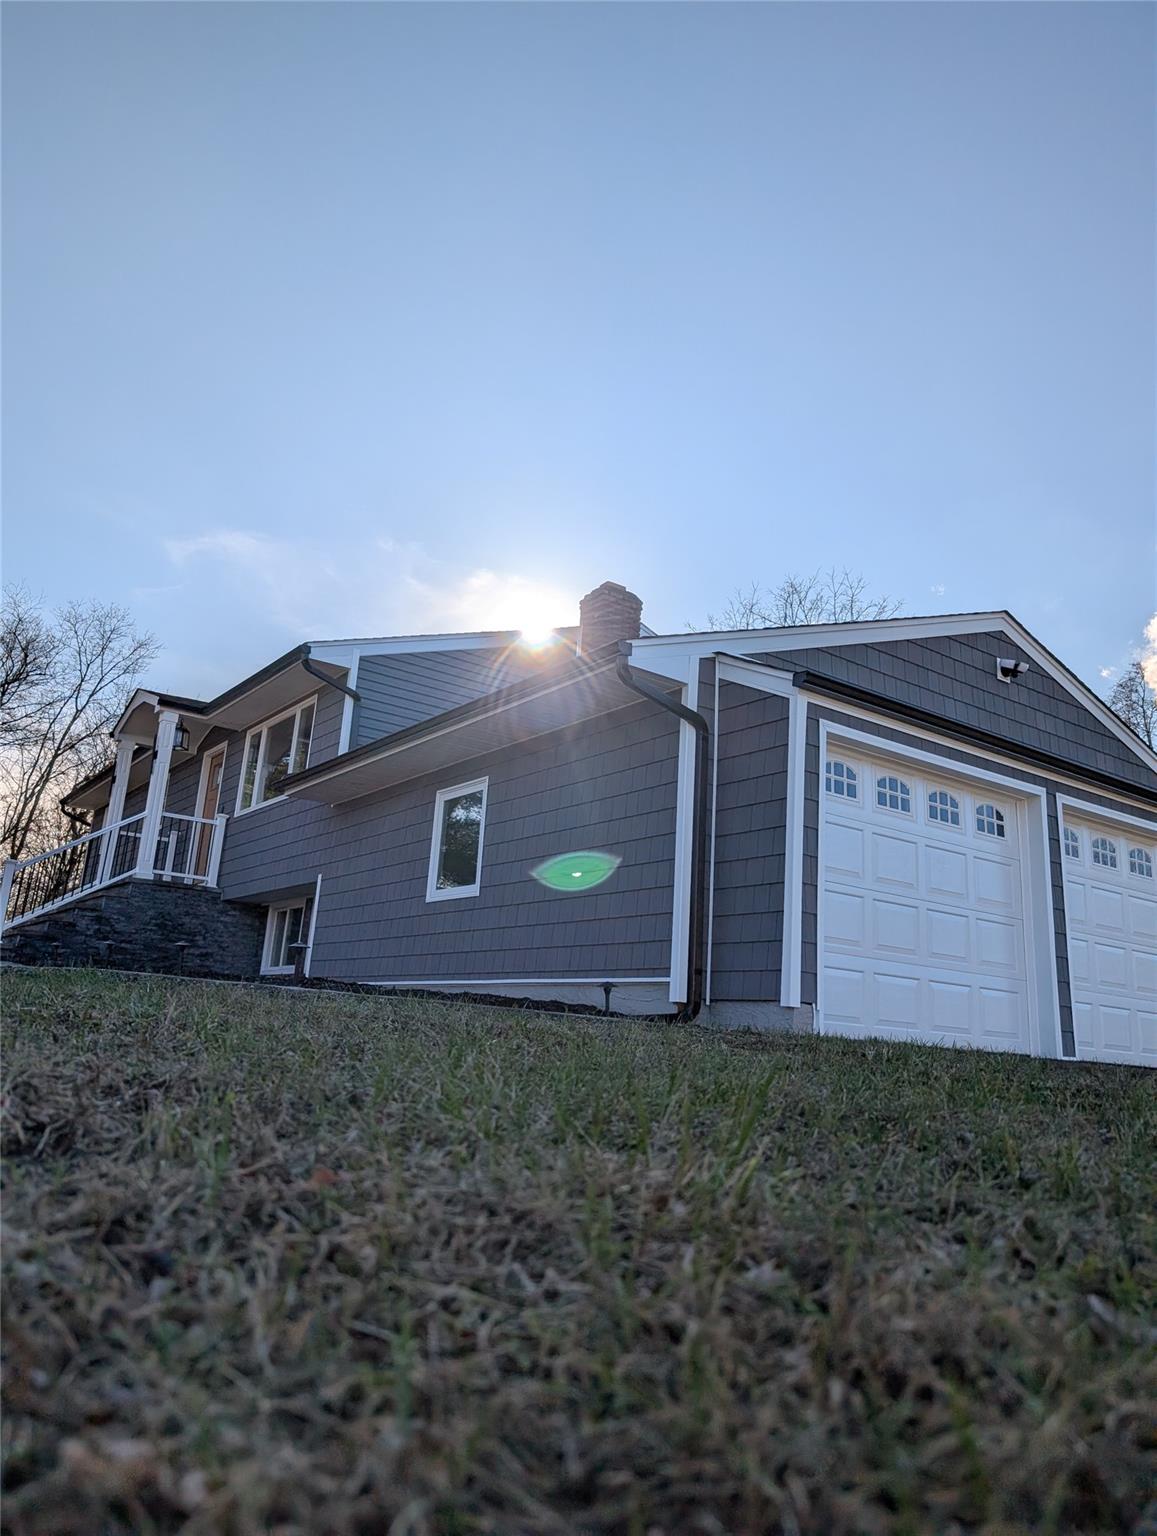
[531,850,622,892]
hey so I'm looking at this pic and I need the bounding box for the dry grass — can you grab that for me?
[2,968,1154,1535]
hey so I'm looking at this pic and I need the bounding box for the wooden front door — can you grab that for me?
[194,746,226,877]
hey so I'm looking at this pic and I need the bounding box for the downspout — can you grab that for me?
[301,647,361,703]
[615,641,710,1022]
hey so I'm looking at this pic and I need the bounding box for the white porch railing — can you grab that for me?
[1,811,227,931]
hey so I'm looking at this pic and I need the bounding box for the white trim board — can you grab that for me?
[780,693,808,1008]
[668,658,699,1004]
[425,777,489,902]
[816,720,1064,1060]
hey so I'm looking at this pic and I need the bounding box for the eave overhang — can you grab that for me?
[279,657,676,806]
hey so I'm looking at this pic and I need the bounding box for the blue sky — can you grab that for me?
[3,3,1154,700]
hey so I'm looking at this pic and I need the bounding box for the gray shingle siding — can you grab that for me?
[707,681,790,1002]
[296,700,678,983]
[753,631,1156,794]
[353,649,548,747]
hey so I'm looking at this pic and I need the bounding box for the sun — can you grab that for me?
[515,589,565,648]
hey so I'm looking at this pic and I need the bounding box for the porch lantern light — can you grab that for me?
[173,723,191,752]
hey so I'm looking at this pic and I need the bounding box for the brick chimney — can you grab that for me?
[577,581,643,659]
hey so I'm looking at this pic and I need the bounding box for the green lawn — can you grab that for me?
[2,968,1154,1535]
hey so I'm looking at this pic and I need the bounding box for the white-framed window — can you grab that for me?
[975,802,1006,839]
[1128,846,1153,879]
[876,774,911,814]
[262,897,314,975]
[1063,827,1081,860]
[1091,836,1117,869]
[927,789,960,826]
[825,760,858,800]
[426,778,488,901]
[237,698,316,813]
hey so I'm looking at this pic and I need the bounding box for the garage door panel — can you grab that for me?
[823,965,865,1023]
[1090,886,1125,930]
[1069,936,1090,984]
[1091,942,1127,989]
[1063,814,1157,1068]
[1133,950,1157,996]
[874,898,919,955]
[1142,1012,1157,1057]
[976,916,1020,972]
[872,832,919,890]
[825,820,865,880]
[876,972,920,1026]
[928,979,971,1033]
[927,908,970,963]
[974,856,1018,910]
[926,845,969,901]
[978,987,1022,1041]
[1129,894,1157,941]
[825,889,866,947]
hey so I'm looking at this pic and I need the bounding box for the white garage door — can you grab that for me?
[820,750,1032,1053]
[1062,814,1157,1067]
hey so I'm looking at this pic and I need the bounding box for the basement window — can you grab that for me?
[975,803,1006,839]
[262,897,314,975]
[825,760,858,799]
[1091,836,1117,869]
[238,698,316,812]
[426,778,488,901]
[1128,846,1153,879]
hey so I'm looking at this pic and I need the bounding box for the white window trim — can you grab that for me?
[235,696,318,817]
[425,777,489,902]
[261,897,313,975]
[195,742,228,816]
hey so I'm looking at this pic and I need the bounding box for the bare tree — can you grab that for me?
[0,591,159,862]
[706,568,902,631]
[1109,660,1156,749]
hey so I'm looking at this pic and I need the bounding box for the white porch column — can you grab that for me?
[97,736,139,883]
[135,709,180,878]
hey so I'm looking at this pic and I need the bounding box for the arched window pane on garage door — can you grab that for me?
[825,760,858,799]
[1128,846,1153,879]
[928,789,960,826]
[876,775,911,813]
[1091,836,1117,869]
[976,803,1006,839]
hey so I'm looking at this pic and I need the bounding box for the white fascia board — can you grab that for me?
[715,655,795,696]
[997,616,1157,778]
[634,613,1009,663]
[308,632,523,661]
